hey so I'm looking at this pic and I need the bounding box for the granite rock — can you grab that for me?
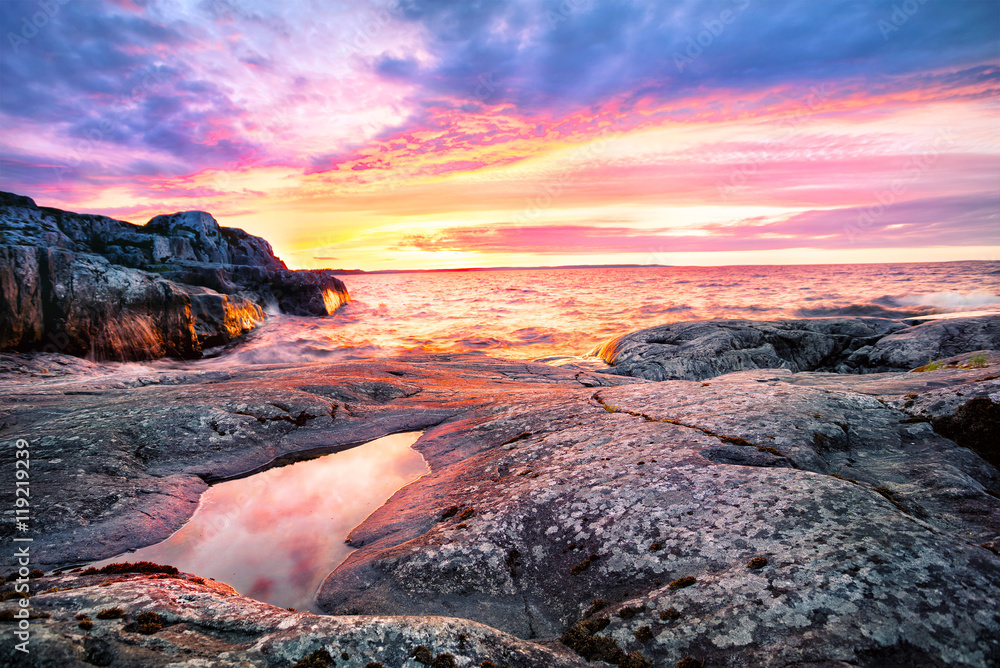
[0,192,349,360]
[589,317,907,380]
[847,315,1000,371]
[0,351,997,666]
[590,315,1000,380]
[0,192,284,272]
[0,571,587,667]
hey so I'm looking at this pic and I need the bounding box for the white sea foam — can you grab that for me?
[896,291,1000,309]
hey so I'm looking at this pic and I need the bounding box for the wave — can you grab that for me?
[512,327,559,344]
[894,291,1000,309]
[637,303,693,316]
[454,336,513,349]
[134,264,995,367]
[794,291,1000,319]
[498,287,540,294]
[793,303,938,318]
[205,342,390,365]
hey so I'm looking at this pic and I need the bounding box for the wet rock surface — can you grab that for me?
[0,246,219,360]
[1,345,998,667]
[0,192,349,360]
[589,315,1000,380]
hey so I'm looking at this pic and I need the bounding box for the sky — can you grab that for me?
[1,0,998,270]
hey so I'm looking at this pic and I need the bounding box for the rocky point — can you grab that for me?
[0,192,349,361]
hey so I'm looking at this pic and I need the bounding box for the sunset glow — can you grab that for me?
[2,0,998,269]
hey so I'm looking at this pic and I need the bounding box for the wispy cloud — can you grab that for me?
[0,0,997,268]
[391,192,999,255]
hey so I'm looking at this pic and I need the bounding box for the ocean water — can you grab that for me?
[86,261,999,611]
[199,261,1000,366]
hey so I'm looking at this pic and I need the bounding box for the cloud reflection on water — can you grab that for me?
[91,431,427,612]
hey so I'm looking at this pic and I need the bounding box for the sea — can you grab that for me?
[93,260,1000,610]
[191,260,1000,367]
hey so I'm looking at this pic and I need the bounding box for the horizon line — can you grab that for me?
[324,258,997,275]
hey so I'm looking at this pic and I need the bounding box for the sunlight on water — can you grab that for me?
[173,261,999,366]
[89,431,428,613]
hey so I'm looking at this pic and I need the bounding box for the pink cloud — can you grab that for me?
[395,192,998,254]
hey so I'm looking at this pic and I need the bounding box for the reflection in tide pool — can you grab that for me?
[90,431,428,613]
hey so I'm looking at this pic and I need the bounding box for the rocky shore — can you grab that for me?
[2,193,998,666]
[1,311,998,666]
[589,315,1000,379]
[0,192,349,361]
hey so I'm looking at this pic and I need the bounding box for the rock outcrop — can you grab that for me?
[847,315,1000,371]
[0,192,350,360]
[0,193,284,272]
[0,245,263,360]
[589,315,1000,380]
[1,350,997,667]
[3,570,588,668]
[588,317,907,380]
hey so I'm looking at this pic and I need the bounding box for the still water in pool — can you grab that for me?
[90,431,428,612]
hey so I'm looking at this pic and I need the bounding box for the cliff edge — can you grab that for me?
[0,192,349,360]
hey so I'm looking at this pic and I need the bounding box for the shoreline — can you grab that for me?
[323,258,998,275]
[2,193,999,665]
[1,321,998,666]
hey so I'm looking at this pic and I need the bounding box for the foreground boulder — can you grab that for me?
[1,351,997,666]
[847,315,1000,370]
[589,315,1000,380]
[0,192,349,360]
[588,317,907,380]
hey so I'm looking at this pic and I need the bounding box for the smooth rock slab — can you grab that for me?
[1,352,998,667]
[0,355,631,568]
[318,367,1000,667]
